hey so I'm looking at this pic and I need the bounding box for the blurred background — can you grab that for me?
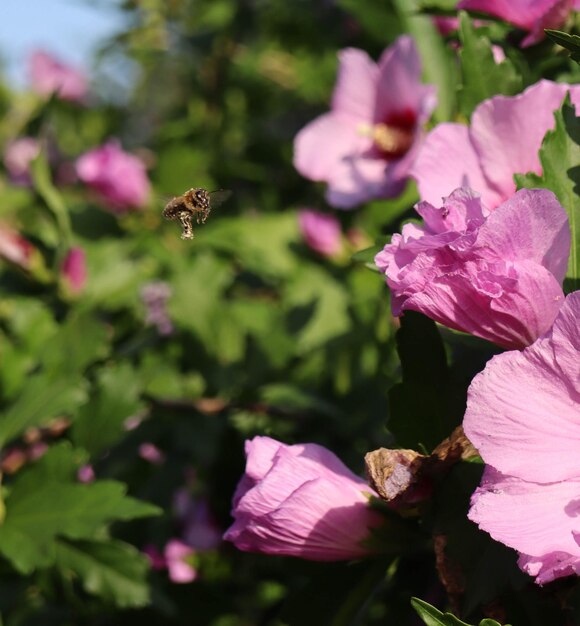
[0,1,424,624]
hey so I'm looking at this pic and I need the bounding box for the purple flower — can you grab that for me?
[294,36,436,209]
[224,436,384,561]
[412,80,580,209]
[457,0,580,47]
[75,141,150,212]
[28,50,88,103]
[298,209,343,257]
[173,489,222,551]
[140,281,173,336]
[464,292,580,584]
[375,187,569,349]
[61,247,87,295]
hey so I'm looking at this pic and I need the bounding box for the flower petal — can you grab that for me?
[469,81,570,200]
[469,467,580,565]
[410,123,504,209]
[293,112,369,183]
[331,49,378,121]
[464,298,580,483]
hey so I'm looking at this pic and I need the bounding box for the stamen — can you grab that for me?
[372,123,414,156]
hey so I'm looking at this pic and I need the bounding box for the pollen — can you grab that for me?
[372,123,414,157]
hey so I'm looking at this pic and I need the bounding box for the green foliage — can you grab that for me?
[0,444,159,577]
[457,12,521,118]
[388,312,463,450]
[53,538,151,608]
[516,94,580,292]
[412,597,507,626]
[545,29,580,64]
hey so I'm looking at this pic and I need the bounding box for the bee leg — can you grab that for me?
[178,212,194,240]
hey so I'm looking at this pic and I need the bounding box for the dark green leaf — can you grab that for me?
[0,373,87,447]
[545,29,580,64]
[388,312,463,450]
[72,362,144,456]
[412,597,507,625]
[515,94,580,291]
[457,12,521,118]
[53,538,151,608]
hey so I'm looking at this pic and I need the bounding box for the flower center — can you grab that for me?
[372,109,417,159]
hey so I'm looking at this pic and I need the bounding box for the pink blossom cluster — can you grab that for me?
[227,19,580,588]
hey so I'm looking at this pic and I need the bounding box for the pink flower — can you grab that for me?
[165,540,197,583]
[294,36,436,209]
[224,436,384,561]
[143,540,197,583]
[412,80,580,210]
[0,227,34,270]
[75,141,150,212]
[457,0,579,47]
[61,247,87,295]
[77,464,95,483]
[28,50,88,103]
[375,187,569,349]
[4,138,41,185]
[464,292,580,584]
[298,209,343,257]
[138,443,165,465]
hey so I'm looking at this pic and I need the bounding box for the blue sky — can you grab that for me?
[0,0,124,86]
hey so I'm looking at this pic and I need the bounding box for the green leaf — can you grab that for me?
[40,313,110,375]
[457,12,521,118]
[545,29,580,64]
[72,363,144,457]
[0,474,160,573]
[412,598,471,625]
[411,598,507,626]
[53,538,151,608]
[285,266,350,353]
[351,245,383,272]
[0,373,87,447]
[388,312,463,450]
[411,598,509,626]
[29,151,72,245]
[515,94,580,291]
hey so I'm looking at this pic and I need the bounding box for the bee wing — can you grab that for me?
[208,189,232,209]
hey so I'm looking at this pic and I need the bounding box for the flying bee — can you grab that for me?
[162,187,231,240]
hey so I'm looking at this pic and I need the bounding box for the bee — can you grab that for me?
[162,187,231,240]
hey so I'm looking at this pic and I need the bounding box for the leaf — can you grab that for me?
[545,29,580,64]
[0,373,87,447]
[72,362,144,457]
[412,598,472,625]
[0,478,159,573]
[411,598,508,625]
[515,94,580,292]
[388,312,463,450]
[29,151,72,244]
[0,443,160,573]
[285,266,350,353]
[457,12,521,118]
[413,597,510,626]
[40,313,110,375]
[53,538,151,608]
